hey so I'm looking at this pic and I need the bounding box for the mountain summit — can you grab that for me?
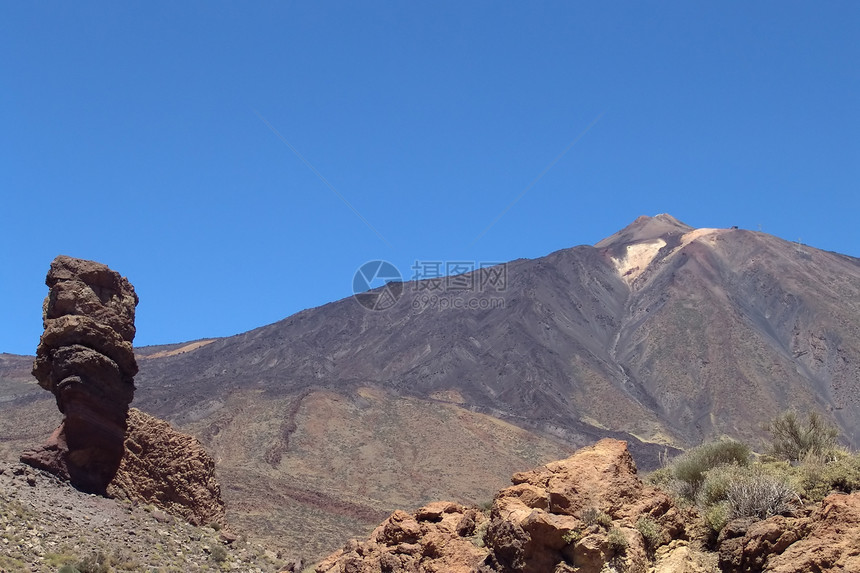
[596,213,694,248]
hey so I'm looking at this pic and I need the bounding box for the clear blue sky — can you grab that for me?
[2,2,858,355]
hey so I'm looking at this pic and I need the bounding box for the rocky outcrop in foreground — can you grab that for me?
[718,491,860,572]
[317,439,690,573]
[317,439,860,573]
[107,408,226,526]
[21,256,139,493]
[316,501,488,573]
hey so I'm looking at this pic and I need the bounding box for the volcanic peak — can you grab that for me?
[595,213,694,249]
[596,214,728,285]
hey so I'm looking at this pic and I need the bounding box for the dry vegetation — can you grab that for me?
[648,410,860,536]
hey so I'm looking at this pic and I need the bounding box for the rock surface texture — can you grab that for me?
[21,256,139,493]
[718,491,860,573]
[316,439,688,573]
[107,408,226,526]
[316,501,488,573]
[480,438,685,573]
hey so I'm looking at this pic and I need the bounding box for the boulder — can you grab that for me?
[315,501,487,573]
[107,408,226,527]
[482,439,684,573]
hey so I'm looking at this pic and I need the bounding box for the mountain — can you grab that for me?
[3,214,859,561]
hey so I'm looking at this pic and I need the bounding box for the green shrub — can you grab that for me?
[694,463,797,532]
[210,544,228,563]
[766,410,838,462]
[478,499,494,513]
[697,464,747,507]
[645,466,673,488]
[672,440,750,498]
[606,527,628,555]
[635,516,661,550]
[73,553,110,573]
[704,501,731,534]
[792,450,860,500]
[562,528,581,545]
[44,553,78,568]
[581,506,612,528]
[58,565,79,573]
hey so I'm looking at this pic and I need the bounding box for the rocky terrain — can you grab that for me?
[317,439,860,573]
[0,460,289,572]
[317,439,688,573]
[2,215,860,563]
[717,492,860,572]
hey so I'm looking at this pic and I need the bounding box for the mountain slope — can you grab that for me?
[130,214,860,448]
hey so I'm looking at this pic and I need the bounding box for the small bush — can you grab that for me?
[580,506,612,528]
[210,544,228,563]
[766,410,838,462]
[597,512,612,528]
[44,553,78,568]
[645,466,673,488]
[606,527,628,555]
[562,529,581,545]
[694,463,797,532]
[478,499,494,513]
[635,516,661,550]
[725,469,796,520]
[697,464,747,507]
[792,450,860,500]
[704,501,731,534]
[672,440,750,498]
[73,553,111,573]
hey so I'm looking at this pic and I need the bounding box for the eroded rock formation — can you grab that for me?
[316,501,488,573]
[718,491,860,572]
[316,439,688,573]
[20,256,226,528]
[480,438,685,573]
[108,408,226,527]
[21,256,139,493]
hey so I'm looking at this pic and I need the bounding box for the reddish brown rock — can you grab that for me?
[718,491,860,573]
[482,438,684,573]
[21,256,139,493]
[315,439,685,573]
[107,408,226,527]
[315,501,487,573]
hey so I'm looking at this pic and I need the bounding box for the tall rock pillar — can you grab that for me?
[21,255,139,493]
